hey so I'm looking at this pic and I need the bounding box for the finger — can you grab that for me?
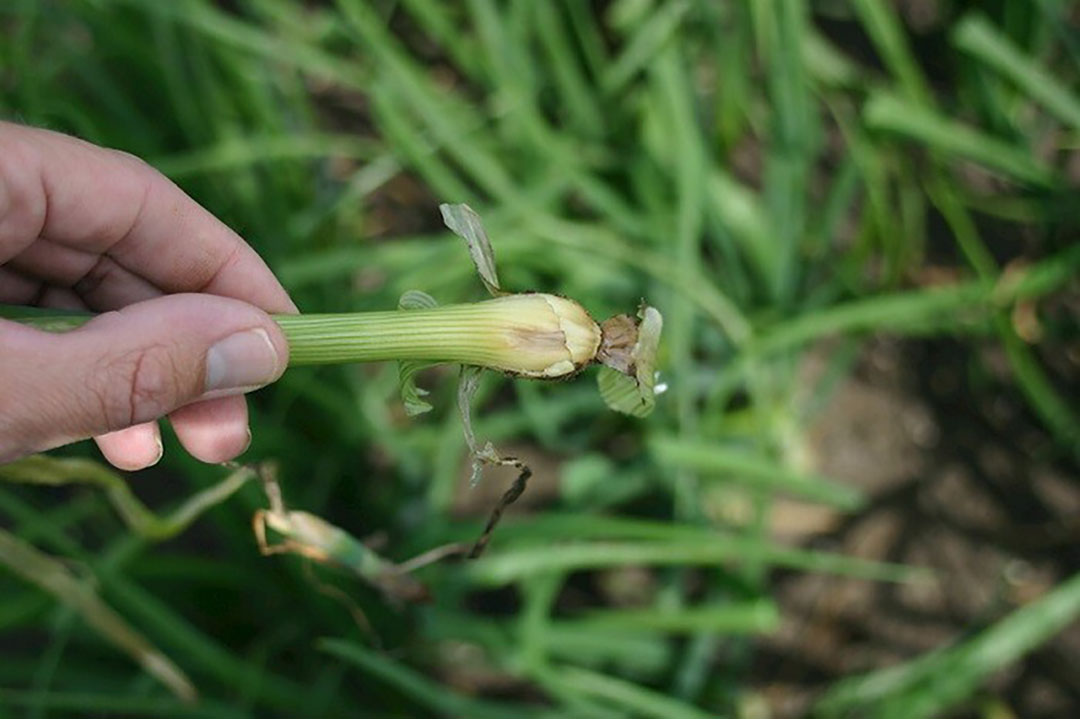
[95,422,163,471]
[169,397,251,464]
[0,266,42,304]
[7,239,159,306]
[0,122,297,314]
[8,239,168,310]
[8,238,104,287]
[73,255,163,310]
[37,286,87,310]
[1,266,91,309]
[0,293,288,462]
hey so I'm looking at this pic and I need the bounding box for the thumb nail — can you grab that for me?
[204,328,281,395]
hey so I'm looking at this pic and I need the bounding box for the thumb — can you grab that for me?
[0,293,289,461]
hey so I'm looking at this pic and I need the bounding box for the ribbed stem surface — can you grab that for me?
[2,295,601,378]
[277,303,536,367]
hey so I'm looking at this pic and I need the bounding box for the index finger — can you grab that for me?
[0,122,297,314]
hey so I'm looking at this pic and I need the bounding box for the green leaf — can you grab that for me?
[439,203,503,296]
[598,305,663,417]
[319,639,546,719]
[0,528,196,701]
[457,365,499,486]
[864,92,1055,186]
[816,571,1080,719]
[597,368,648,418]
[398,362,434,416]
[953,13,1080,132]
[465,531,926,587]
[398,289,439,310]
[0,455,254,541]
[648,435,864,509]
[397,290,440,416]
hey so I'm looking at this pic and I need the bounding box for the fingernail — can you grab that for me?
[204,328,281,394]
[149,431,164,467]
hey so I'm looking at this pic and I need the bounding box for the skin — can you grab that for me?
[0,122,296,469]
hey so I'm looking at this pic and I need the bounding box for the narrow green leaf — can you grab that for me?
[397,290,439,416]
[0,528,195,701]
[466,537,927,585]
[457,365,491,486]
[601,0,690,94]
[398,289,438,310]
[554,665,717,719]
[954,13,1080,132]
[398,362,434,416]
[849,0,933,105]
[0,690,242,718]
[0,456,253,542]
[439,203,502,296]
[115,0,368,90]
[649,436,864,509]
[864,93,1055,186]
[566,599,780,635]
[319,639,550,719]
[152,133,380,179]
[816,572,1080,719]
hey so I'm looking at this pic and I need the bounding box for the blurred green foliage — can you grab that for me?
[1,1,1078,717]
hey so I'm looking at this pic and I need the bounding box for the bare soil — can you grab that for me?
[755,337,1080,718]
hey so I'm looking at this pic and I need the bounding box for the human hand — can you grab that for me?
[0,122,296,469]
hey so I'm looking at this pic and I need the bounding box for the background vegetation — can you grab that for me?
[1,1,1079,717]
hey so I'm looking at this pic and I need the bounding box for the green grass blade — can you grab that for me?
[152,133,380,179]
[0,690,245,718]
[927,176,1080,451]
[601,0,690,95]
[564,600,780,635]
[114,0,367,89]
[0,529,195,701]
[554,665,717,719]
[0,456,255,542]
[746,244,1080,359]
[532,2,605,136]
[849,0,932,104]
[865,93,1055,186]
[318,639,550,719]
[757,0,818,303]
[466,537,926,585]
[815,571,1080,719]
[953,13,1080,132]
[649,436,864,509]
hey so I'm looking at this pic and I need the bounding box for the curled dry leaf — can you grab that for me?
[439,203,502,296]
[397,289,440,416]
[596,305,663,418]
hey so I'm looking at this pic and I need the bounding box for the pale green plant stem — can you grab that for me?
[1,300,586,372]
[276,304,544,366]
